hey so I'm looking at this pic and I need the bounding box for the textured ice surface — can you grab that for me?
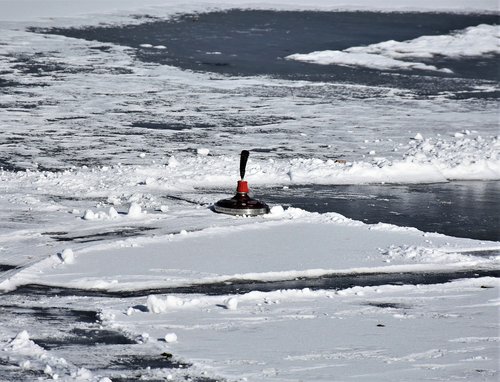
[0,2,499,381]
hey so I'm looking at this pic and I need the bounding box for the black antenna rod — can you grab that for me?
[240,150,249,180]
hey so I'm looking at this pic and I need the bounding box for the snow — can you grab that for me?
[287,24,500,72]
[164,333,178,343]
[2,210,497,293]
[224,297,239,310]
[2,330,98,381]
[97,277,500,381]
[60,248,75,264]
[196,147,210,156]
[288,50,451,72]
[127,202,143,218]
[0,1,498,381]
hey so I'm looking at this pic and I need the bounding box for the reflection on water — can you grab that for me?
[258,181,500,241]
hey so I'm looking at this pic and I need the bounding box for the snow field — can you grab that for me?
[98,277,500,381]
[2,207,498,293]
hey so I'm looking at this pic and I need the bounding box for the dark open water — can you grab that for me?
[37,10,500,95]
[257,181,500,241]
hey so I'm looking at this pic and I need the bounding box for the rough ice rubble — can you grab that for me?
[287,24,500,72]
[2,330,96,381]
[142,133,500,185]
[1,134,495,202]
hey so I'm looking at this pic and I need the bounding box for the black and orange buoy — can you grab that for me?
[213,150,269,216]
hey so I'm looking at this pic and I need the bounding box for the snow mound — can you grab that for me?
[60,248,75,264]
[164,333,178,343]
[224,297,239,310]
[147,295,200,313]
[83,207,119,221]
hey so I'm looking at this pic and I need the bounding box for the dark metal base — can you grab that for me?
[214,193,270,216]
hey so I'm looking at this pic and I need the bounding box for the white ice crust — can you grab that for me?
[287,24,500,72]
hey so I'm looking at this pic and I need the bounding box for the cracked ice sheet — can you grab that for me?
[98,277,500,381]
[5,208,499,292]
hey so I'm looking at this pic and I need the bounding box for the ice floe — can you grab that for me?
[287,24,500,72]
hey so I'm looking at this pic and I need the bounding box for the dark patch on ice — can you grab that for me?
[0,77,20,88]
[365,302,411,310]
[459,250,500,258]
[109,354,190,371]
[48,195,108,203]
[132,304,149,312]
[449,89,500,100]
[0,304,98,324]
[34,10,500,95]
[7,52,133,79]
[131,121,192,131]
[46,115,89,122]
[0,161,35,172]
[12,62,67,75]
[130,121,218,130]
[49,226,156,243]
[35,328,135,349]
[0,264,18,272]
[9,269,500,298]
[0,300,212,381]
[128,115,294,131]
[89,45,114,52]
